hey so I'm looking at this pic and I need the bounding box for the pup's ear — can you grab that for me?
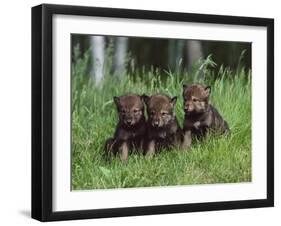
[113,96,120,106]
[204,86,211,97]
[170,96,177,107]
[141,95,150,105]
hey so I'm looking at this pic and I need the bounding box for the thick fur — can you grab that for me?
[142,94,182,156]
[104,94,146,161]
[181,84,229,150]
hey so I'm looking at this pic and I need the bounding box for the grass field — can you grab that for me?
[71,52,251,190]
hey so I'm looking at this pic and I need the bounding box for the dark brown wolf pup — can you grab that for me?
[104,94,146,161]
[181,84,229,150]
[142,94,182,156]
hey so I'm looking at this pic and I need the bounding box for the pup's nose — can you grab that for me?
[126,119,132,125]
[153,121,160,127]
[184,105,189,111]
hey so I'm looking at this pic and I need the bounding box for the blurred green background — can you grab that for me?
[71,35,251,84]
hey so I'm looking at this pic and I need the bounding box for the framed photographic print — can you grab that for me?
[31,4,274,221]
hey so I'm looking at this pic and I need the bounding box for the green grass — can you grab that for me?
[71,53,251,190]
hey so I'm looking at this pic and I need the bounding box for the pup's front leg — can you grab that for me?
[145,140,155,157]
[103,138,116,161]
[181,130,192,151]
[139,139,145,155]
[119,141,129,162]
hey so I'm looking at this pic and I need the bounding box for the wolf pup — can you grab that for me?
[142,94,182,156]
[104,94,146,162]
[181,84,229,150]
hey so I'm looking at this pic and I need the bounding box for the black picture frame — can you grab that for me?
[31,3,274,222]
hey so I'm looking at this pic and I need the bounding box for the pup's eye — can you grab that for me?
[133,109,139,113]
[192,98,199,102]
[161,112,168,116]
[150,111,155,116]
[121,110,126,114]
